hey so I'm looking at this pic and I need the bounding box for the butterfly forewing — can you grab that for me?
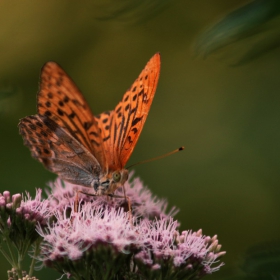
[37,62,106,169]
[19,115,101,187]
[94,110,116,169]
[96,53,161,170]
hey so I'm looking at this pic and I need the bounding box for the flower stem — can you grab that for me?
[17,254,23,279]
[29,239,41,277]
[3,236,18,267]
[0,247,13,265]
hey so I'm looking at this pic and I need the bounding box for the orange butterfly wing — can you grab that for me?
[37,62,107,170]
[96,53,161,171]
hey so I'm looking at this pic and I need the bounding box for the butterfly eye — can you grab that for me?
[112,171,121,182]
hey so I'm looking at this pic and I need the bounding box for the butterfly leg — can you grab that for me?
[74,191,133,225]
[77,190,131,215]
[74,190,82,212]
[72,190,83,224]
[74,189,98,212]
[108,193,132,225]
[122,185,132,222]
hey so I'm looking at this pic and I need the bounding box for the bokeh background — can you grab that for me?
[1,1,280,279]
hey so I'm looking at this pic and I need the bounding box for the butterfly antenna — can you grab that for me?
[127,146,184,169]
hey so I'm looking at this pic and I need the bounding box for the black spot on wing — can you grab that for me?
[132,116,143,127]
[91,139,100,146]
[131,127,137,134]
[138,89,144,96]
[36,121,43,128]
[89,131,99,137]
[29,124,36,130]
[30,137,36,144]
[69,112,76,119]
[84,121,93,130]
[127,136,133,144]
[35,147,42,155]
[44,111,52,117]
[72,99,82,106]
[40,131,47,137]
[130,107,136,114]
[57,108,64,116]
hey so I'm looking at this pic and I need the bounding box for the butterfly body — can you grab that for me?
[19,53,160,195]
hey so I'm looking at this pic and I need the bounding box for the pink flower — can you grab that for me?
[36,174,225,279]
[37,203,141,262]
[135,219,225,277]
[0,173,226,279]
[46,172,178,220]
[17,189,50,226]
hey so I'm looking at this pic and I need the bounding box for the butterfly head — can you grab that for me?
[94,169,129,195]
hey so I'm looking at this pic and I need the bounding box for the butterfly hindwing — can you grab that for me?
[19,114,101,187]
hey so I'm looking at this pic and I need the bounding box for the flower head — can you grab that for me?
[0,172,225,279]
[35,173,225,279]
[0,189,49,248]
[135,219,225,279]
[17,189,50,226]
[46,172,178,220]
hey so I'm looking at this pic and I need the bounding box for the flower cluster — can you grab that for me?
[0,189,49,250]
[46,173,178,220]
[0,173,226,280]
[0,189,49,279]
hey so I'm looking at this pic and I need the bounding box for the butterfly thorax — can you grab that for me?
[94,169,129,195]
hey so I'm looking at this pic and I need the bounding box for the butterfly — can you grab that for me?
[19,53,160,197]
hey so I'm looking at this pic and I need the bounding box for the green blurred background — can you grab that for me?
[1,1,280,279]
